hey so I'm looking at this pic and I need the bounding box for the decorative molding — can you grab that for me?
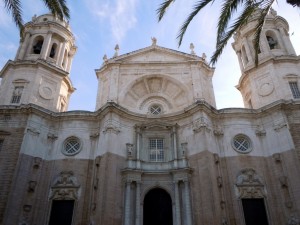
[27,128,40,136]
[273,153,281,163]
[213,126,224,136]
[255,125,266,136]
[90,132,100,139]
[193,117,211,133]
[213,153,219,164]
[279,176,288,188]
[47,133,58,141]
[103,119,121,134]
[126,143,134,159]
[273,121,288,132]
[236,168,265,198]
[27,181,37,193]
[287,215,300,225]
[50,171,80,200]
[181,143,188,158]
[217,176,223,188]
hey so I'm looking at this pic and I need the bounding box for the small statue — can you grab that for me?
[202,53,207,61]
[190,43,195,55]
[113,44,119,57]
[102,54,108,64]
[151,37,157,46]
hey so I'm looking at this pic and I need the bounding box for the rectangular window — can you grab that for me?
[11,86,24,104]
[48,200,75,225]
[149,138,164,162]
[242,198,269,225]
[289,82,300,99]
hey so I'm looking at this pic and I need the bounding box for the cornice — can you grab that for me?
[1,100,299,124]
[0,60,69,78]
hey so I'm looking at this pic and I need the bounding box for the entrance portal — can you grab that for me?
[143,188,173,225]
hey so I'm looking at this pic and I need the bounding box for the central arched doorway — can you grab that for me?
[143,188,173,225]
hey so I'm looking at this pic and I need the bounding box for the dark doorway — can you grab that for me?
[143,188,173,225]
[242,198,269,225]
[48,200,75,225]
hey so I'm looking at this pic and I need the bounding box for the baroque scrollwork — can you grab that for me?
[193,117,211,133]
[49,171,80,200]
[235,168,265,198]
[103,119,121,134]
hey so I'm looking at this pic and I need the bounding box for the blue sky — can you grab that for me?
[0,1,299,111]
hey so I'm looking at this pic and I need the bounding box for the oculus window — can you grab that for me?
[62,136,82,156]
[232,134,252,153]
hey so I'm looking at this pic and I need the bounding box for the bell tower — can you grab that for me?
[0,14,76,112]
[232,9,300,109]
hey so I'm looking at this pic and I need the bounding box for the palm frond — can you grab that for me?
[42,0,70,20]
[253,0,275,65]
[211,2,258,65]
[4,0,23,29]
[157,0,175,21]
[217,0,244,42]
[177,0,215,47]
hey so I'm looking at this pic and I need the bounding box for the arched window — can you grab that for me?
[49,43,57,58]
[32,36,44,54]
[265,31,279,50]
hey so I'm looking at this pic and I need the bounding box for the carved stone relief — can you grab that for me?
[103,119,121,134]
[235,168,265,198]
[49,171,80,200]
[193,117,211,133]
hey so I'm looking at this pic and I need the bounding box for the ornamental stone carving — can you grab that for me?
[287,215,300,225]
[50,171,80,200]
[103,119,121,134]
[193,117,211,133]
[126,143,134,159]
[236,168,265,198]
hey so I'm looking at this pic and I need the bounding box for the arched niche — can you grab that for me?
[121,75,190,114]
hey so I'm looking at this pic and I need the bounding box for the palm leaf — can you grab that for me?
[217,0,244,43]
[253,0,275,65]
[211,1,258,65]
[4,0,23,29]
[41,0,70,20]
[177,0,215,47]
[157,0,175,21]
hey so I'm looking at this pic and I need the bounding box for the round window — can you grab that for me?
[149,105,162,115]
[232,134,252,153]
[62,136,82,156]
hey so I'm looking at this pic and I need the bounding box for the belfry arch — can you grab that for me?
[143,188,173,225]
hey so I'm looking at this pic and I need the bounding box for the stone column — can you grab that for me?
[174,181,181,225]
[172,126,178,167]
[279,27,296,55]
[124,181,131,225]
[136,127,141,169]
[135,182,141,225]
[243,38,254,64]
[236,51,244,71]
[41,31,52,59]
[17,32,31,60]
[184,180,192,225]
[58,41,67,67]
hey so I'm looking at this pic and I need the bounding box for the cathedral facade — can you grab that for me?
[0,10,300,225]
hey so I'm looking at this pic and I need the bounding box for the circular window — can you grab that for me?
[232,134,252,153]
[62,136,82,156]
[149,105,162,115]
